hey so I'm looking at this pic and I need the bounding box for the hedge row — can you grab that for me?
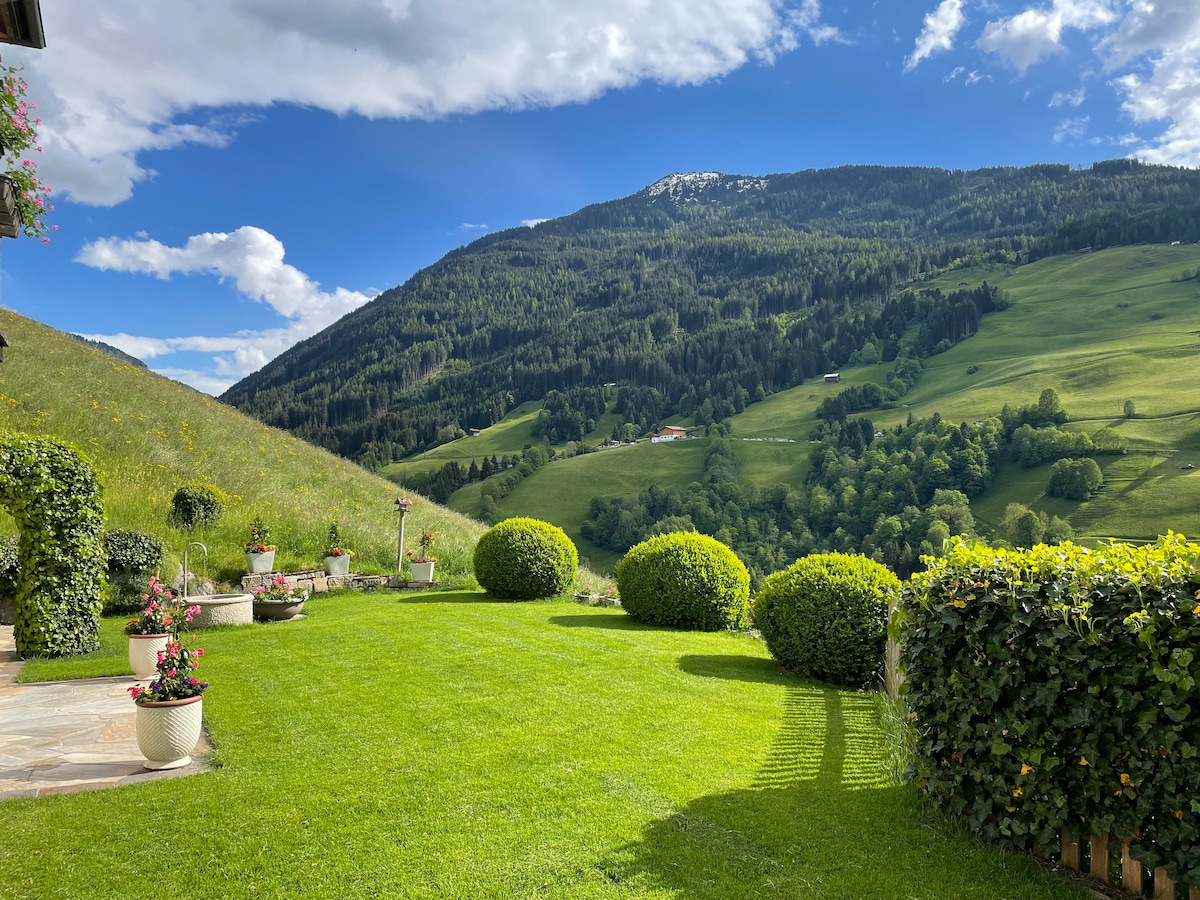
[901,535,1200,885]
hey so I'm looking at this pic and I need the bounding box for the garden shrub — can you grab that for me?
[167,481,226,530]
[474,517,577,600]
[752,552,900,688]
[616,532,749,630]
[102,528,164,615]
[0,433,106,657]
[901,535,1200,883]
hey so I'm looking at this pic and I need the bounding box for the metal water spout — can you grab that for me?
[182,542,207,600]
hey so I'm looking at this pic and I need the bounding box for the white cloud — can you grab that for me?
[1104,0,1200,165]
[1049,87,1087,106]
[1053,115,1090,142]
[977,0,1120,72]
[521,218,550,227]
[74,226,374,394]
[944,65,966,81]
[458,222,489,232]
[906,0,967,71]
[965,70,988,84]
[10,0,841,206]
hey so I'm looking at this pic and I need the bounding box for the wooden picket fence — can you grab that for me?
[1056,830,1198,899]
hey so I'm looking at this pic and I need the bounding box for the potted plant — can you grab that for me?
[244,516,276,574]
[127,639,208,770]
[123,576,200,678]
[320,522,353,576]
[252,575,312,621]
[406,531,437,582]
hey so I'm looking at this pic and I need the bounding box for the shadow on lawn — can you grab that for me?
[677,653,789,685]
[547,614,650,630]
[396,590,502,604]
[601,685,1078,899]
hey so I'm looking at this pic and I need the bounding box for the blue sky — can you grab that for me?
[1,0,1197,394]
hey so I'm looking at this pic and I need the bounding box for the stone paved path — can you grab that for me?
[0,625,211,800]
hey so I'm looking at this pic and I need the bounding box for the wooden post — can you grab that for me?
[1061,829,1081,870]
[884,596,904,698]
[1189,884,1199,900]
[1090,834,1109,881]
[1154,868,1174,900]
[395,498,411,575]
[1122,841,1143,893]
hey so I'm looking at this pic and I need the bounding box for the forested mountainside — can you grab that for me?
[221,159,1200,466]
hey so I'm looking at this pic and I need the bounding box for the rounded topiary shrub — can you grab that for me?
[103,529,164,615]
[167,481,226,530]
[752,552,901,688]
[474,517,578,600]
[616,532,750,631]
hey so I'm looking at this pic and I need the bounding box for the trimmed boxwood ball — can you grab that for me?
[752,552,901,688]
[474,517,578,600]
[617,532,750,631]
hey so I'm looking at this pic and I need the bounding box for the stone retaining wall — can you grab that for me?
[239,570,436,593]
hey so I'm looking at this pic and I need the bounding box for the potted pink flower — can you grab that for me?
[128,640,208,770]
[123,576,200,678]
[252,575,312,621]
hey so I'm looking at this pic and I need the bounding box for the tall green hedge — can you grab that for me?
[901,535,1200,885]
[0,433,106,657]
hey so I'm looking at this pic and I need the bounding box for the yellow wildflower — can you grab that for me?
[1080,756,1089,766]
[1020,764,1033,775]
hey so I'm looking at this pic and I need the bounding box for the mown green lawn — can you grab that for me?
[2,592,1088,900]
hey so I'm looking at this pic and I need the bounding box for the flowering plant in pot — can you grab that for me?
[244,516,277,573]
[0,65,56,242]
[406,531,437,581]
[127,640,208,770]
[252,575,312,621]
[123,576,201,678]
[320,522,353,575]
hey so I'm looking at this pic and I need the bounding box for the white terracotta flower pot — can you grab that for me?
[245,549,276,574]
[410,561,435,582]
[324,554,350,576]
[128,633,170,679]
[135,695,203,770]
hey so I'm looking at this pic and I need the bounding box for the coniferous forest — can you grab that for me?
[222,160,1200,467]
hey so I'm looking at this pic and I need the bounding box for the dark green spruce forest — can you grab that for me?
[222,159,1200,470]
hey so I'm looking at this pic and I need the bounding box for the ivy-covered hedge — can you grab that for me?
[0,433,106,657]
[901,535,1200,885]
[167,481,225,530]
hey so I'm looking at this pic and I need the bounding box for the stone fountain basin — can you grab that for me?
[187,594,253,628]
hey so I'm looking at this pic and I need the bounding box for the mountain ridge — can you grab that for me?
[221,159,1200,467]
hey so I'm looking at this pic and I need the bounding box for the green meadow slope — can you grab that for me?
[448,245,1200,565]
[0,309,607,589]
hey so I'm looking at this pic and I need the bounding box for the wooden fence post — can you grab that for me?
[1122,841,1143,893]
[1090,834,1109,880]
[1061,829,1080,870]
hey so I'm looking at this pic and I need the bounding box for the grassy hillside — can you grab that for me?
[0,309,606,590]
[454,245,1200,566]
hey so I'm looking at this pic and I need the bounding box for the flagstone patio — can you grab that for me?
[0,625,211,800]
